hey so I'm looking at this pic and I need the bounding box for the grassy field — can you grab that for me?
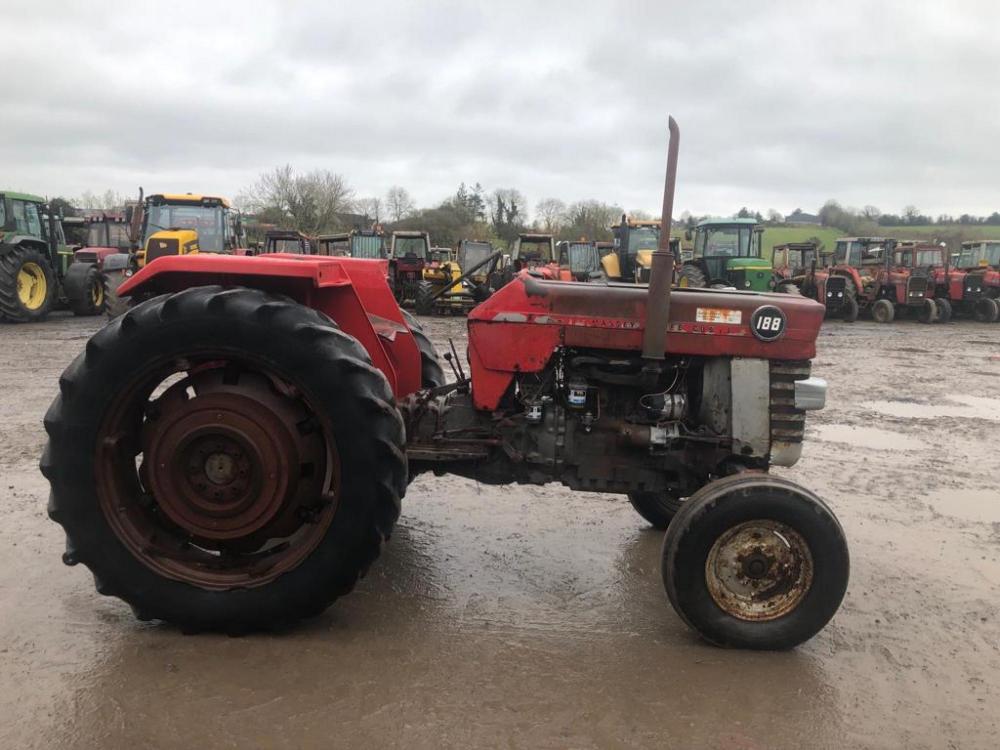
[741,224,1000,254]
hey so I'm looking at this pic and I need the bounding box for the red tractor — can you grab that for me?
[771,243,856,321]
[890,242,955,323]
[40,120,848,650]
[830,237,936,323]
[389,230,431,304]
[61,212,134,316]
[944,241,1000,322]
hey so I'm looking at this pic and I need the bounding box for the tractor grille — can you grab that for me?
[906,276,928,299]
[75,251,98,264]
[825,275,846,304]
[145,238,180,264]
[770,360,810,445]
[964,272,986,300]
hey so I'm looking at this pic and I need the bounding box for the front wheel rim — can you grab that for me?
[705,519,814,621]
[17,262,47,309]
[95,354,339,590]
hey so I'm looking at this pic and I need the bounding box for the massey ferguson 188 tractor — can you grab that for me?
[41,119,848,649]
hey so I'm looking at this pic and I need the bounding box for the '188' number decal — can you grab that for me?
[750,306,786,341]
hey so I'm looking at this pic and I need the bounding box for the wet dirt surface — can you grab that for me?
[1,312,999,749]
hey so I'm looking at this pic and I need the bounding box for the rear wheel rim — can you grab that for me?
[17,262,47,309]
[705,519,814,621]
[95,354,338,589]
[92,277,104,307]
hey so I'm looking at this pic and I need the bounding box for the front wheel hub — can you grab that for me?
[705,519,814,621]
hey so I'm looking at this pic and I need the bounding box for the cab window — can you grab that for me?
[11,200,42,237]
[0,199,6,228]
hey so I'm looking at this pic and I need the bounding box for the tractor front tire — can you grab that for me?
[661,473,849,650]
[415,280,436,315]
[628,491,684,529]
[841,294,859,323]
[42,286,407,632]
[973,297,999,323]
[677,264,707,289]
[64,263,106,316]
[933,297,952,324]
[871,298,895,323]
[103,269,132,319]
[916,297,937,324]
[0,246,56,323]
[401,310,445,388]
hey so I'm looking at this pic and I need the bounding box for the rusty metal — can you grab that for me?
[642,116,679,362]
[95,357,337,590]
[705,519,814,621]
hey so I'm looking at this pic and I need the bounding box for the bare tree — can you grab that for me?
[385,186,415,222]
[356,196,383,223]
[766,209,784,223]
[534,198,567,232]
[903,205,920,224]
[77,189,127,210]
[242,165,354,234]
[862,205,881,220]
[489,188,527,242]
[627,209,653,221]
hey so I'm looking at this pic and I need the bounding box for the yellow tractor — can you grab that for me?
[103,192,247,316]
[602,215,679,283]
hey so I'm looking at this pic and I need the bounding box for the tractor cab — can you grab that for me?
[261,230,313,255]
[607,217,663,282]
[457,239,498,283]
[772,242,827,278]
[316,229,386,258]
[558,240,603,281]
[389,230,431,304]
[893,242,947,274]
[833,237,892,272]
[681,218,770,290]
[137,194,246,268]
[957,241,1000,269]
[511,233,556,271]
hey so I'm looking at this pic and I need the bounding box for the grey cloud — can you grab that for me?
[2,0,999,218]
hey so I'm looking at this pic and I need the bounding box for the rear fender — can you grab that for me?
[117,253,422,397]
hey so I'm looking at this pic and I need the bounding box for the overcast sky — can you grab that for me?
[3,0,999,219]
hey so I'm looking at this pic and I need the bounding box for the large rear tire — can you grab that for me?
[661,473,849,649]
[415,280,436,315]
[628,491,684,529]
[42,286,407,632]
[677,264,707,289]
[64,262,106,316]
[0,246,56,322]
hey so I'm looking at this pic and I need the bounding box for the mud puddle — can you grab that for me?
[863,394,1000,421]
[928,488,1000,524]
[811,423,924,451]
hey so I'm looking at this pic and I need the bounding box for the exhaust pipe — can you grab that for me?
[642,116,679,362]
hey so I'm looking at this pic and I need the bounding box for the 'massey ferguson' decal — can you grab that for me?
[696,307,742,324]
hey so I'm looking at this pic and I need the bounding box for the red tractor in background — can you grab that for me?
[830,237,936,323]
[889,241,953,323]
[62,212,134,316]
[771,242,856,321]
[389,230,431,305]
[41,119,848,650]
[943,241,1000,322]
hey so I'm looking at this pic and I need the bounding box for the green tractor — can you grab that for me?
[679,217,773,291]
[0,191,82,322]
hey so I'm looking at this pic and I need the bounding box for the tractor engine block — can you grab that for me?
[406,347,823,496]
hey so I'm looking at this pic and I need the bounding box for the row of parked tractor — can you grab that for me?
[2,187,999,324]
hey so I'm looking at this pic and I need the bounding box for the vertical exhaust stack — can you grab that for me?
[641,116,679,362]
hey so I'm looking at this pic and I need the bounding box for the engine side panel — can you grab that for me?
[468,276,824,410]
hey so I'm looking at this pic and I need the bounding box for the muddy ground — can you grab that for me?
[1,312,998,749]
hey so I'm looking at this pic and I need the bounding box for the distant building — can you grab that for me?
[786,208,821,225]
